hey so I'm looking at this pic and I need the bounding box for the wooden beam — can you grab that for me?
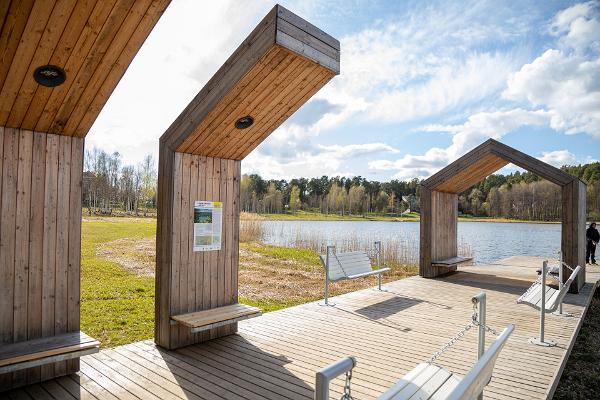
[163,4,339,159]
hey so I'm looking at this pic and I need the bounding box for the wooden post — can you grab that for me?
[419,139,587,294]
[154,5,340,349]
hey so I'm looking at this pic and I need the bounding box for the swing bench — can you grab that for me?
[320,242,390,305]
[517,259,581,346]
[517,263,582,313]
[315,292,514,400]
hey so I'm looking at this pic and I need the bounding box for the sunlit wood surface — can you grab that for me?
[4,256,597,399]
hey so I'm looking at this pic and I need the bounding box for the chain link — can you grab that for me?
[428,300,500,365]
[340,369,354,400]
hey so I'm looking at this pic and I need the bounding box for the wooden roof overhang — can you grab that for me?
[160,4,340,160]
[422,139,579,193]
[0,0,171,137]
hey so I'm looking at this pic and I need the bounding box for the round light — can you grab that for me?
[235,116,254,129]
[33,65,66,87]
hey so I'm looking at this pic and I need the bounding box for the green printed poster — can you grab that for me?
[193,201,222,251]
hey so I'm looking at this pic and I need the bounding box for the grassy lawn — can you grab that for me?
[81,217,418,348]
[80,218,156,348]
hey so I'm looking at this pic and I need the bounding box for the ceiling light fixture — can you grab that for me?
[33,65,66,87]
[235,116,254,129]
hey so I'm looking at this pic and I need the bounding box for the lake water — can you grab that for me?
[259,220,561,265]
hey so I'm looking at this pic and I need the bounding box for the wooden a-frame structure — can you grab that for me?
[155,5,340,349]
[0,0,170,391]
[420,139,587,292]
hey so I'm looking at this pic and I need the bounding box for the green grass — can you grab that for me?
[241,241,321,266]
[237,297,303,313]
[80,219,156,348]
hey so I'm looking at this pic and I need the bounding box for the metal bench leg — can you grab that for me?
[320,245,336,306]
[376,241,383,291]
[529,261,556,347]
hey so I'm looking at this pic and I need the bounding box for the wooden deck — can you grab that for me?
[3,256,598,400]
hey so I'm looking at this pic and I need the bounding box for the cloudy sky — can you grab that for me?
[87,0,600,181]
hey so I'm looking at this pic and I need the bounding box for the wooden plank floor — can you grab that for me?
[3,256,598,400]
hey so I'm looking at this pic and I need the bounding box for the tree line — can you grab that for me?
[241,162,600,221]
[83,148,157,215]
[81,148,600,222]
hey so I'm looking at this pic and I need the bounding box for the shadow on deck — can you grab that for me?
[3,256,599,400]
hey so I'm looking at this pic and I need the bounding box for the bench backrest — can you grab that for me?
[549,265,582,311]
[446,324,514,400]
[320,251,373,281]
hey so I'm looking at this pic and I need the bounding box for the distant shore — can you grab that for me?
[240,211,561,224]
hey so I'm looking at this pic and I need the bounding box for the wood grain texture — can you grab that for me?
[420,139,586,290]
[0,129,85,390]
[164,4,339,159]
[0,0,171,137]
[423,139,575,192]
[4,259,599,399]
[155,151,242,349]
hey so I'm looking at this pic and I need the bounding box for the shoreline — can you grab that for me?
[243,212,561,224]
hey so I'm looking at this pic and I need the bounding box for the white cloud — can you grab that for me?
[504,49,600,138]
[244,137,398,180]
[504,2,600,138]
[369,108,550,179]
[370,2,600,181]
[314,3,524,130]
[539,150,577,166]
[87,0,273,165]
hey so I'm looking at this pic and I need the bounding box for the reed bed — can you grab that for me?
[239,219,265,242]
[257,223,473,266]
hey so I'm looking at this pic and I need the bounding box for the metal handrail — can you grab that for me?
[315,356,357,400]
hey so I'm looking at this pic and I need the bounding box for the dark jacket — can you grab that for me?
[587,226,600,243]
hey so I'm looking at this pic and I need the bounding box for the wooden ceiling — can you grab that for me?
[0,0,170,137]
[162,5,340,160]
[423,139,578,193]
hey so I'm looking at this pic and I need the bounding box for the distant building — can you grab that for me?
[402,195,420,213]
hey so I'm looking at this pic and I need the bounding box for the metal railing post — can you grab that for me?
[324,245,335,306]
[315,356,357,400]
[375,241,382,290]
[530,260,556,347]
[540,261,546,343]
[472,292,486,400]
[558,251,563,315]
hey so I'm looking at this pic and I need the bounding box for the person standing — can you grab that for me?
[587,222,599,265]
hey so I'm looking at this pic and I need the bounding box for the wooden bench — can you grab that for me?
[431,256,473,267]
[0,331,99,374]
[171,303,262,333]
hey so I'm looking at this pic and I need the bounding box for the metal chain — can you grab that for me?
[340,369,354,400]
[428,301,500,365]
[427,322,474,364]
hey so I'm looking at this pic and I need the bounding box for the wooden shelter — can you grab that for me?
[155,5,340,349]
[0,0,170,390]
[420,139,587,292]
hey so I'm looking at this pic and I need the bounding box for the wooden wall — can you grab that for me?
[155,150,240,349]
[420,189,458,278]
[0,127,83,389]
[562,179,587,292]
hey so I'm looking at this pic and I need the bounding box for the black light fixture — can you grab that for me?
[33,65,66,87]
[235,116,254,129]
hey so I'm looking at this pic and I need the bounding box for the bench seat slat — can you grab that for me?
[346,268,391,279]
[0,332,98,361]
[171,303,261,329]
[431,257,472,266]
[0,331,100,374]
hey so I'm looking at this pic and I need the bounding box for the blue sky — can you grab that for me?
[87,0,600,180]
